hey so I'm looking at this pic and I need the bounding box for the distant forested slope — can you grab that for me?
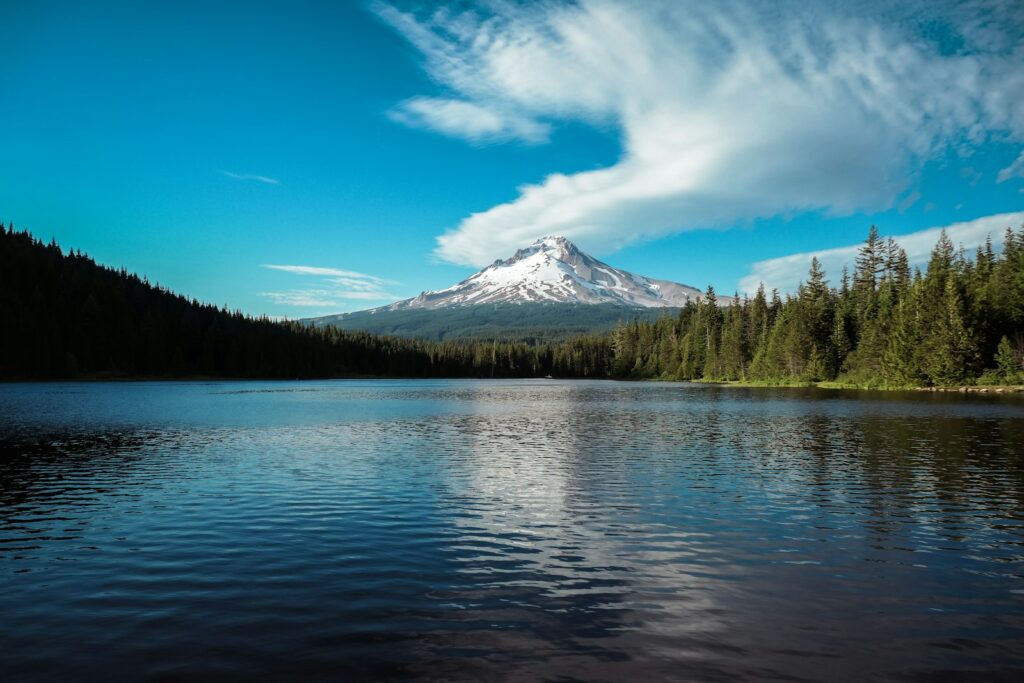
[304,303,676,342]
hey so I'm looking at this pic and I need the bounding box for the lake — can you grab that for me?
[1,379,1023,681]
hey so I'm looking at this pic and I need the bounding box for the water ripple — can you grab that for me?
[1,380,1023,681]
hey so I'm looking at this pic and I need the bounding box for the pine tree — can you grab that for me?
[893,246,911,294]
[720,297,748,380]
[746,284,769,368]
[882,293,923,386]
[928,229,956,284]
[830,302,853,377]
[922,278,973,386]
[792,258,831,379]
[995,335,1022,381]
[839,266,851,297]
[700,286,723,379]
[854,225,884,293]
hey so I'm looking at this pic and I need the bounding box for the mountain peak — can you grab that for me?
[375,237,714,311]
[534,235,576,248]
[504,235,579,265]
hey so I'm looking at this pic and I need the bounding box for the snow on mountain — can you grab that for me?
[382,236,710,311]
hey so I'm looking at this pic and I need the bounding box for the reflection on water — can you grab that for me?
[1,380,1023,681]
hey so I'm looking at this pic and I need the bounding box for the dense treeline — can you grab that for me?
[0,225,612,380]
[4,222,1022,386]
[608,226,1024,387]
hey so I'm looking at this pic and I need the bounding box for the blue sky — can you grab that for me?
[2,0,1023,318]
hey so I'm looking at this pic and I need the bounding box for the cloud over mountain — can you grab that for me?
[377,0,1024,267]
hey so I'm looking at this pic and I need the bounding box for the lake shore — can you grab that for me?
[691,378,1024,394]
[5,373,1024,394]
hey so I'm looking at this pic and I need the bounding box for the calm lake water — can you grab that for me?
[1,380,1023,681]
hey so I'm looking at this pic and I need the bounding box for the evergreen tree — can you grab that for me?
[882,292,923,386]
[700,286,723,379]
[719,296,747,380]
[995,336,1021,380]
[854,225,884,293]
[922,278,973,386]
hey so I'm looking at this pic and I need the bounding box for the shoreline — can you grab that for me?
[689,378,1024,394]
[3,374,1023,394]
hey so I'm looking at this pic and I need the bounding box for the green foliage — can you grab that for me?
[920,278,973,385]
[556,223,1024,388]
[882,294,923,387]
[995,335,1023,383]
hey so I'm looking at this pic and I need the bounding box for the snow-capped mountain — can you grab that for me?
[384,236,706,310]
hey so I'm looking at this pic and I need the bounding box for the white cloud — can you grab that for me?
[260,263,398,310]
[220,170,281,185]
[738,211,1024,295]
[262,264,393,283]
[377,0,1024,267]
[389,97,550,143]
[997,150,1024,183]
[897,191,922,213]
[260,289,397,307]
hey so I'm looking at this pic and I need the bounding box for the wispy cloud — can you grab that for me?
[262,264,392,283]
[376,1,1024,267]
[260,263,399,311]
[738,211,1024,295]
[997,151,1024,183]
[389,97,550,144]
[220,170,281,185]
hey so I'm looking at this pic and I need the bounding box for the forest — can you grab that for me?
[606,225,1024,387]
[2,222,1022,386]
[0,225,596,380]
